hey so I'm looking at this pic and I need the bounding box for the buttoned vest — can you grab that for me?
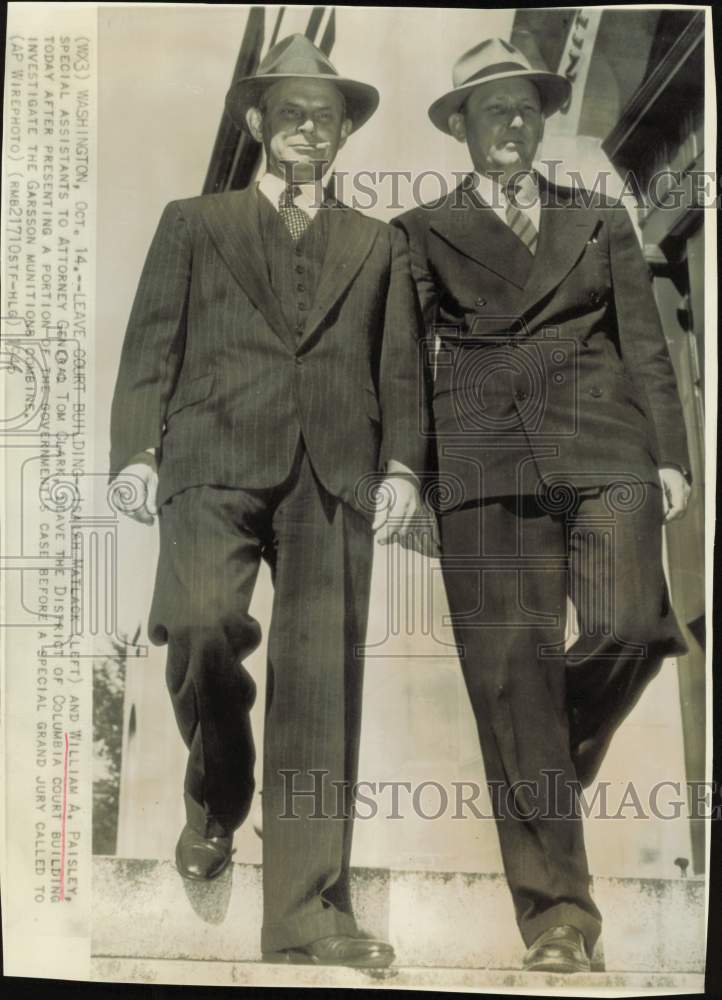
[258,193,330,338]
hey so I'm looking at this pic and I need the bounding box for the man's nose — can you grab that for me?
[509,112,525,129]
[298,117,315,133]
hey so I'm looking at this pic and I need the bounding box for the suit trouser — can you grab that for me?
[439,482,686,955]
[149,443,374,952]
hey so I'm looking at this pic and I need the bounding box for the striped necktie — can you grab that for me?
[504,184,538,255]
[278,185,311,241]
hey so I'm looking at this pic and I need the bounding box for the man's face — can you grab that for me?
[247,78,352,184]
[450,77,544,177]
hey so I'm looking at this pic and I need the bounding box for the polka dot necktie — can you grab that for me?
[504,184,538,255]
[278,184,311,241]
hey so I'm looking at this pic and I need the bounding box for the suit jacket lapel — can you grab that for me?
[301,200,378,345]
[429,184,533,290]
[520,180,600,315]
[200,187,296,352]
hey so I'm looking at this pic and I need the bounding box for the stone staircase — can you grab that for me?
[91,958,705,993]
[92,858,706,991]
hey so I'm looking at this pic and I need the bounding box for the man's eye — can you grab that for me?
[316,112,332,123]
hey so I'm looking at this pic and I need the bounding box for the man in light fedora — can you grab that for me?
[394,37,690,973]
[110,33,427,967]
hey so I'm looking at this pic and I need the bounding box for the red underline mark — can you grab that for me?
[60,731,69,901]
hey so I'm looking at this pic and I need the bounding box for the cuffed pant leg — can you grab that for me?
[150,485,266,835]
[441,496,602,956]
[260,454,373,953]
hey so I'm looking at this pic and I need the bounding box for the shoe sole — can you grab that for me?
[523,959,591,974]
[263,950,394,969]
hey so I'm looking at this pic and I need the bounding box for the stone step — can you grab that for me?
[92,957,705,994]
[92,857,706,973]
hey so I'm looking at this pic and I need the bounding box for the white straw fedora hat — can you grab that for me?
[429,37,571,134]
[226,33,379,133]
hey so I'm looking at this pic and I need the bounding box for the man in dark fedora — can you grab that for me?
[110,34,426,967]
[394,37,691,973]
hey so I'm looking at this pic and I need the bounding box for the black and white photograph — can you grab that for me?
[0,3,715,993]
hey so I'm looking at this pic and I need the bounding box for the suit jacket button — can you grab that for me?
[589,385,602,397]
[295,356,303,367]
[475,297,487,307]
[589,290,600,305]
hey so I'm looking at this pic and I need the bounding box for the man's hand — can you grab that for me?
[373,475,429,547]
[400,504,442,558]
[659,466,691,523]
[117,461,159,526]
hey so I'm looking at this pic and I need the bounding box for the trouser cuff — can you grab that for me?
[184,792,237,838]
[522,901,602,959]
[261,905,360,954]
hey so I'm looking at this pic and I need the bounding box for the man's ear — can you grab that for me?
[337,118,353,150]
[246,106,264,143]
[448,112,466,144]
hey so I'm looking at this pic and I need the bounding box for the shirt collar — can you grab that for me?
[472,169,539,210]
[258,170,332,218]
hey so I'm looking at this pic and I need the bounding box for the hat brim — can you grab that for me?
[428,70,571,133]
[226,74,380,133]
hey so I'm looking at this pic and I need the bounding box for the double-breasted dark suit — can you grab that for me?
[395,176,689,498]
[110,184,426,953]
[394,175,689,955]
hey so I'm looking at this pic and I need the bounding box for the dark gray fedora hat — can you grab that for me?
[429,37,571,134]
[226,33,379,133]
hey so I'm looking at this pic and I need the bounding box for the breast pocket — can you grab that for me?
[166,372,215,419]
[583,224,611,278]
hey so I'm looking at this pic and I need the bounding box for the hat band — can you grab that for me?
[461,61,532,88]
[261,61,338,77]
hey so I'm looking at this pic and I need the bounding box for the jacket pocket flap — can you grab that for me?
[166,373,214,418]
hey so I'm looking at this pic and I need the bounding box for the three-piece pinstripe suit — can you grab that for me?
[110,183,426,951]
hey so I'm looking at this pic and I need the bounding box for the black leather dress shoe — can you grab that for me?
[523,925,591,974]
[263,934,395,968]
[175,822,233,881]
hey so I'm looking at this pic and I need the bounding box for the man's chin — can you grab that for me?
[280,157,330,183]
